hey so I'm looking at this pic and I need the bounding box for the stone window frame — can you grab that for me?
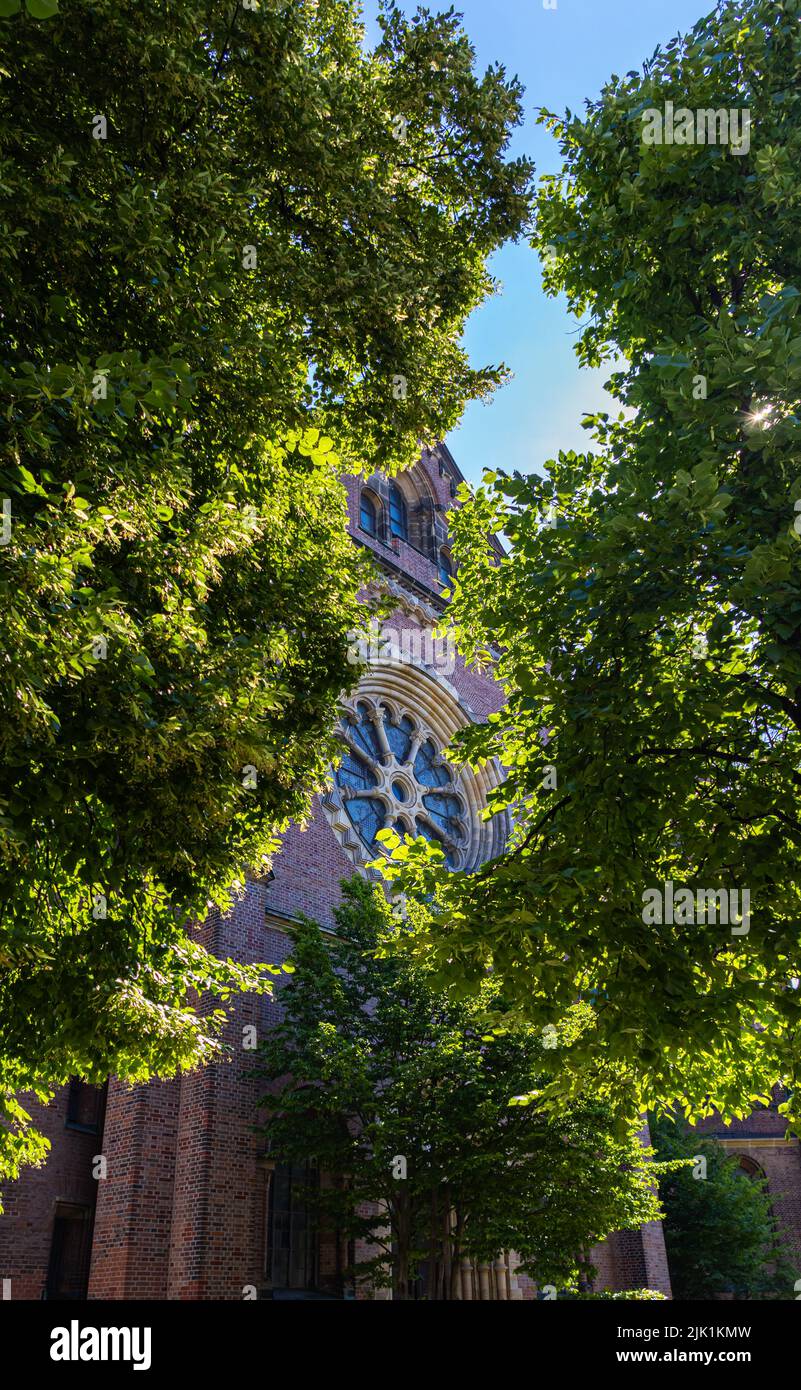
[322,657,508,876]
[334,696,467,867]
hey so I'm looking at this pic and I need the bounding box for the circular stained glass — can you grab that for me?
[335,703,465,866]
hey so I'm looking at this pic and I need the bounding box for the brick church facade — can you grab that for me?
[1,445,799,1300]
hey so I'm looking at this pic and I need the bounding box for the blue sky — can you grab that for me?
[363,0,711,486]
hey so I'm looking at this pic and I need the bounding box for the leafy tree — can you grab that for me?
[0,0,532,1182]
[0,1,58,18]
[254,877,672,1299]
[386,0,801,1132]
[651,1116,797,1300]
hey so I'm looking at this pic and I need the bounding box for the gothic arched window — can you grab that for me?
[360,491,378,537]
[346,702,382,760]
[438,549,453,587]
[388,484,408,541]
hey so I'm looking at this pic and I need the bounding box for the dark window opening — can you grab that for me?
[438,549,454,587]
[45,1203,93,1301]
[388,484,408,541]
[66,1078,104,1134]
[266,1161,319,1293]
[337,746,378,793]
[348,701,381,760]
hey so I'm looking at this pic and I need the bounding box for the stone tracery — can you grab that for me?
[321,655,508,874]
[335,698,465,866]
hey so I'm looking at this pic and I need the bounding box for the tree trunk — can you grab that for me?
[428,1186,447,1299]
[450,1206,465,1300]
[393,1193,412,1301]
[441,1187,452,1300]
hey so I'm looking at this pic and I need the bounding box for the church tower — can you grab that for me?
[0,444,674,1300]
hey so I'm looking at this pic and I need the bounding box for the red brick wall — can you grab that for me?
[165,888,268,1300]
[265,805,356,930]
[88,1077,180,1300]
[0,1088,101,1300]
[696,1102,791,1140]
[89,885,289,1300]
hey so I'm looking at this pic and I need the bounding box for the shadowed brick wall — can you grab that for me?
[0,1087,102,1300]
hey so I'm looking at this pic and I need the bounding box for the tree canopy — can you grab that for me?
[0,0,532,1183]
[254,877,672,1299]
[382,0,801,1134]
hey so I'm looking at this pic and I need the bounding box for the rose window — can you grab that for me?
[335,699,465,866]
